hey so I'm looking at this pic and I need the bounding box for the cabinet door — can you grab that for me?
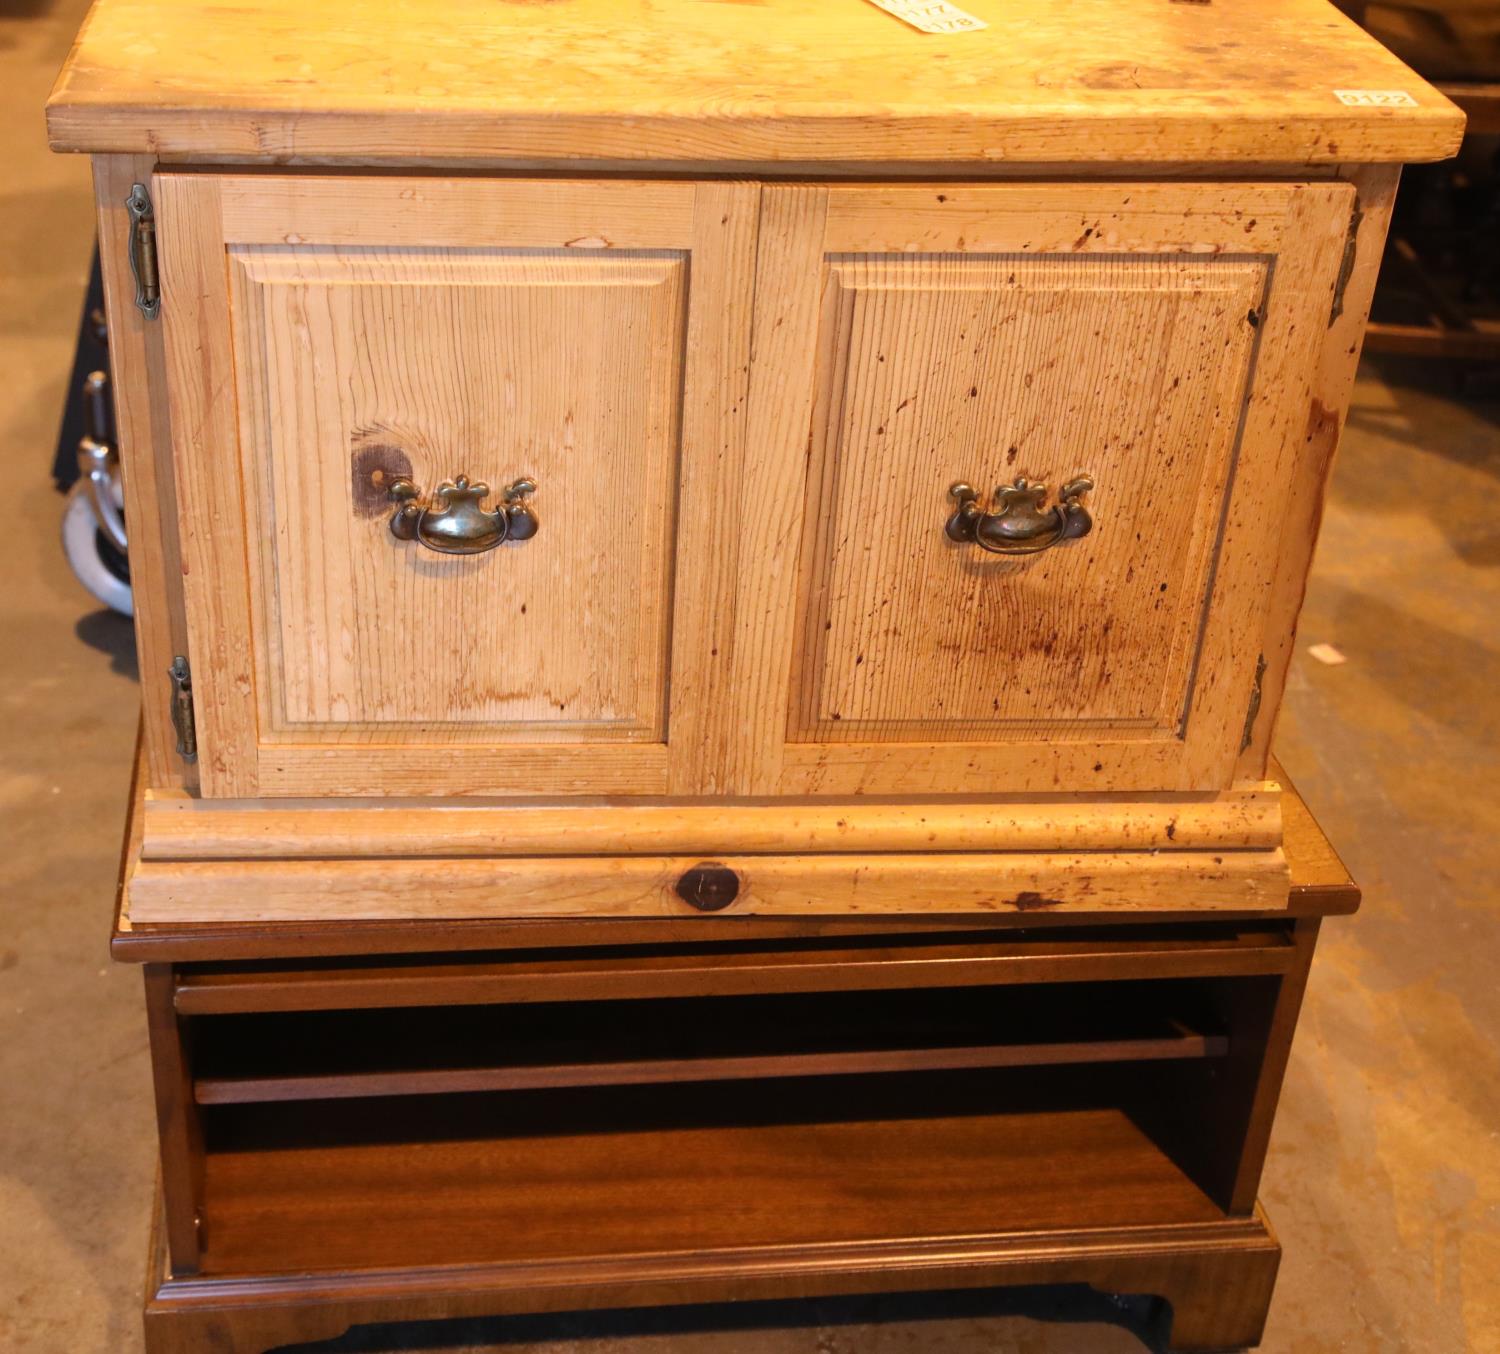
[155,174,758,796]
[715,182,1354,796]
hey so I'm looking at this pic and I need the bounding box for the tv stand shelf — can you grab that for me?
[118,760,1356,1354]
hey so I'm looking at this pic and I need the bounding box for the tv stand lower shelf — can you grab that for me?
[119,771,1356,1354]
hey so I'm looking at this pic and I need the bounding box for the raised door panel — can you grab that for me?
[795,253,1264,744]
[722,183,1355,796]
[231,247,682,741]
[155,174,759,797]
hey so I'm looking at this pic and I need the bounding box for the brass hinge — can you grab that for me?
[126,183,160,321]
[168,656,197,763]
[1329,197,1364,327]
[1240,653,1268,752]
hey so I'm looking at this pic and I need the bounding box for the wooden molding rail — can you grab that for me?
[140,787,1283,859]
[127,848,1291,923]
[171,928,1297,1014]
[192,1027,1230,1105]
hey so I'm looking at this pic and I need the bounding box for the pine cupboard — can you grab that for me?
[52,0,1462,924]
[52,4,1454,1352]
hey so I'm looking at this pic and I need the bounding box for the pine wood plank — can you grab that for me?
[217,175,695,246]
[92,155,196,792]
[153,173,259,794]
[125,847,1289,922]
[1236,167,1401,778]
[113,744,1354,958]
[1152,181,1356,779]
[685,183,829,794]
[662,181,762,793]
[139,785,1282,859]
[820,182,1296,252]
[46,0,1463,165]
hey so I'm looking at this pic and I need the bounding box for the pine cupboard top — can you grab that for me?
[48,0,1462,166]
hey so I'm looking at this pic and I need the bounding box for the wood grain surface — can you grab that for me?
[91,156,197,792]
[139,784,1282,859]
[125,847,1290,922]
[139,1196,1281,1353]
[196,1097,1224,1275]
[231,246,684,739]
[192,1031,1230,1105]
[792,253,1263,745]
[47,0,1463,165]
[1235,165,1402,779]
[152,173,759,797]
[712,180,1354,797]
[114,757,1355,955]
[169,930,1298,1011]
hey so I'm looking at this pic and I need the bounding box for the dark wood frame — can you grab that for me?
[137,1187,1284,1354]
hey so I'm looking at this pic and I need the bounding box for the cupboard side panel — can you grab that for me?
[1175,181,1357,786]
[1236,167,1399,779]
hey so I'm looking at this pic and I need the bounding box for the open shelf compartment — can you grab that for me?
[196,1068,1231,1279]
[187,979,1233,1105]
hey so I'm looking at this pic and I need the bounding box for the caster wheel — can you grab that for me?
[62,479,133,616]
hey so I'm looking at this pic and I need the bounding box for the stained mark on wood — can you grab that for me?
[1304,397,1339,454]
[349,440,412,519]
[1329,199,1364,326]
[1011,891,1065,911]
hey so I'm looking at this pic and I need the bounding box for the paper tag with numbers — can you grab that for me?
[1334,89,1417,107]
[866,0,988,33]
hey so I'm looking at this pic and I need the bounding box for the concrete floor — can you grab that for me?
[2,1,1497,1349]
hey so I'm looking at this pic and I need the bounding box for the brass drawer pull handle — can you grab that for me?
[944,475,1094,555]
[386,475,538,555]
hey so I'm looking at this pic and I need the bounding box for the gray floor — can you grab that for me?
[2,1,1498,1349]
